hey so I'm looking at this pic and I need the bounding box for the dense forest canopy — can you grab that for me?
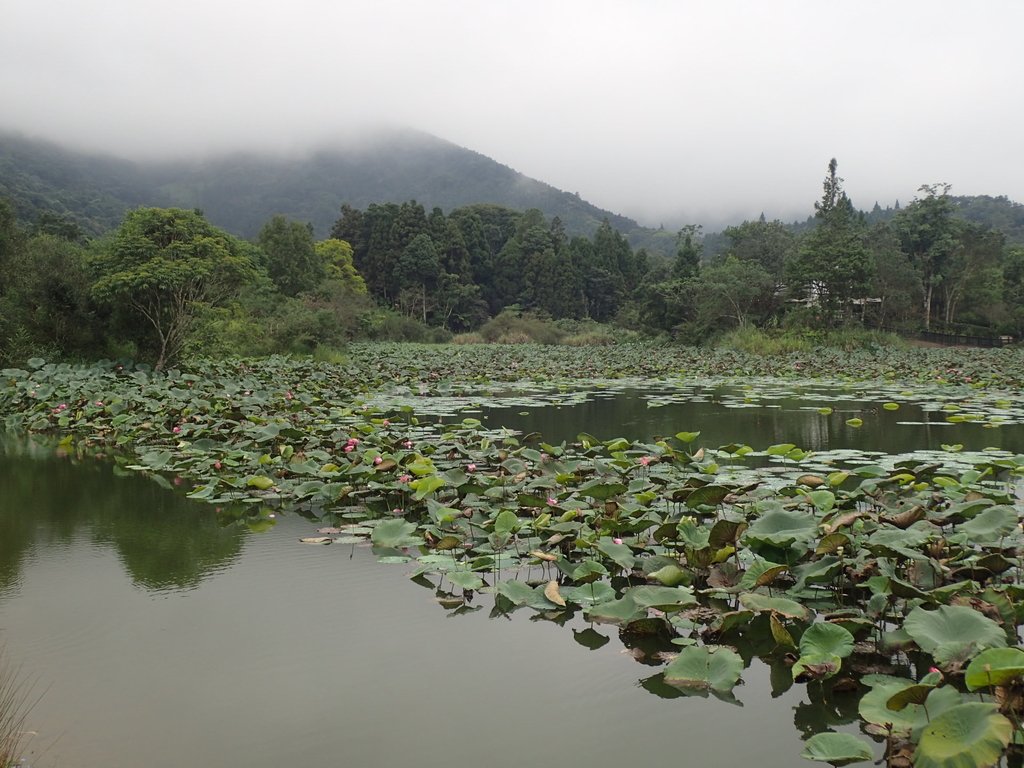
[2,151,1024,369]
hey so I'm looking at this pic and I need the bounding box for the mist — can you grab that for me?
[2,0,1022,229]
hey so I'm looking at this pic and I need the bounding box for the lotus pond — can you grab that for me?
[4,342,1024,768]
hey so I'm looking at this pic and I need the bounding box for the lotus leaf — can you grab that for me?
[885,683,936,711]
[744,507,818,550]
[647,564,688,586]
[739,592,811,621]
[585,595,644,624]
[561,581,615,606]
[495,580,560,611]
[800,732,874,765]
[903,605,1007,661]
[799,622,854,660]
[858,680,962,735]
[965,647,1024,690]
[624,585,697,610]
[914,703,1012,768]
[596,538,636,571]
[370,518,421,548]
[686,484,730,508]
[446,571,485,591]
[663,645,743,692]
[956,505,1019,544]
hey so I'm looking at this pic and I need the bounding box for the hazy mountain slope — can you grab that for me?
[0,134,152,234]
[0,130,640,240]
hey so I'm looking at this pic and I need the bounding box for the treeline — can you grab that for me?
[0,204,385,368]
[328,166,1024,342]
[3,158,1024,369]
[331,202,647,329]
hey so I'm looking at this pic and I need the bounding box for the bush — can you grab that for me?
[562,332,615,346]
[478,310,566,345]
[716,325,905,354]
[358,308,451,343]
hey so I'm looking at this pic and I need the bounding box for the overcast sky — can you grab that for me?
[2,1,1021,228]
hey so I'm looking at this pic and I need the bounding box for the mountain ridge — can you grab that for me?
[0,129,642,241]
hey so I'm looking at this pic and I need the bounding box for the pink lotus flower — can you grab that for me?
[172,426,181,434]
[639,456,651,466]
[398,474,411,484]
[213,461,222,470]
[403,440,413,449]
[382,419,390,426]
[373,456,383,465]
[392,508,404,515]
[95,400,104,407]
[547,497,557,506]
[285,390,293,400]
[343,445,354,453]
[467,463,476,472]
[613,537,624,545]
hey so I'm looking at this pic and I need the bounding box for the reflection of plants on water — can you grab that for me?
[5,347,1024,765]
[0,437,245,593]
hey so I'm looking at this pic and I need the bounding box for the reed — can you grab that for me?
[0,647,35,768]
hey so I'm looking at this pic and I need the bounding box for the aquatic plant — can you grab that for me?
[4,342,1024,765]
[0,647,35,768]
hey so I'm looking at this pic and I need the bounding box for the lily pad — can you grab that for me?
[663,645,743,692]
[914,703,1012,768]
[903,605,1006,663]
[800,732,874,765]
[965,647,1024,690]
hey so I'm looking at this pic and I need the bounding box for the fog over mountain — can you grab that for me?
[2,1,1022,229]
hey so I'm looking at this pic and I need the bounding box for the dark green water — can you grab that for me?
[7,386,1020,767]
[479,388,1024,454]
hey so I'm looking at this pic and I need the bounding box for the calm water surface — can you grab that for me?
[8,385,1018,767]
[0,446,830,768]
[479,387,1024,453]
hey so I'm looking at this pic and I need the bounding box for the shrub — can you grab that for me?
[562,332,615,346]
[478,310,566,345]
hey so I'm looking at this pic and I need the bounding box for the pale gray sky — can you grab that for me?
[2,0,1021,227]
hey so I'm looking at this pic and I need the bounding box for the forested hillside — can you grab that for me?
[3,145,1024,372]
[0,130,640,241]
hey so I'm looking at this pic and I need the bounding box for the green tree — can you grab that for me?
[0,198,24,299]
[674,224,703,279]
[91,208,259,369]
[866,222,920,329]
[6,234,98,359]
[257,215,323,297]
[1002,246,1024,337]
[635,263,694,334]
[786,159,873,322]
[893,184,960,330]
[396,232,440,323]
[722,215,794,286]
[314,238,366,294]
[694,255,776,329]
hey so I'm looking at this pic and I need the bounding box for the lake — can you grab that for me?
[2,383,1021,767]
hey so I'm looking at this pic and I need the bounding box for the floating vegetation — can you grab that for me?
[4,342,1024,765]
